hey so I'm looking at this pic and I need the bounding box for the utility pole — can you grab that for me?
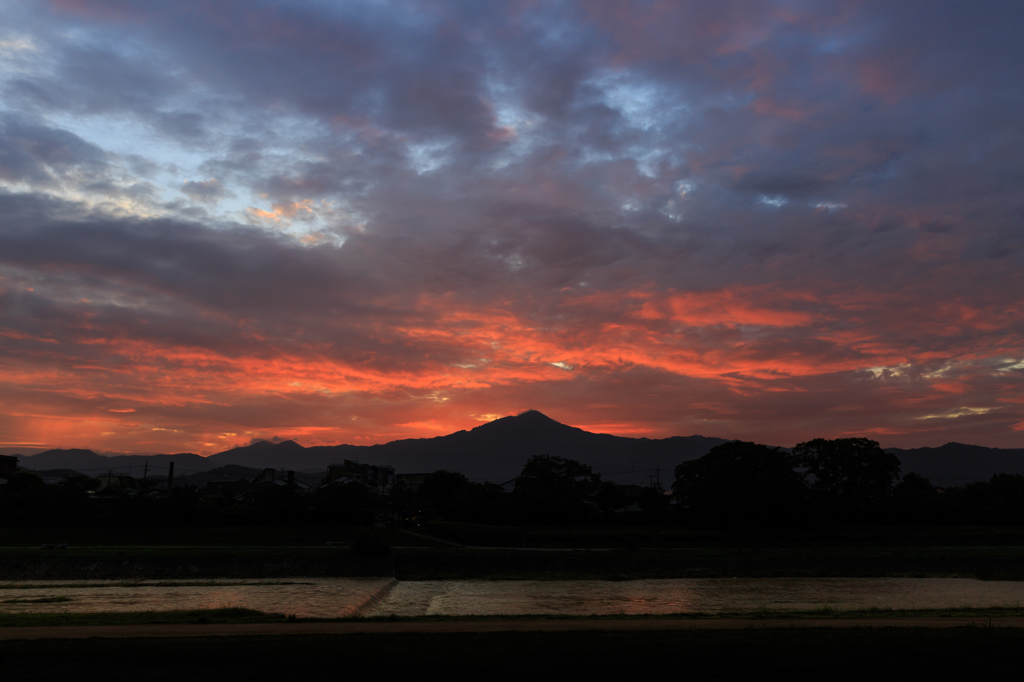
[167,461,174,490]
[142,462,148,492]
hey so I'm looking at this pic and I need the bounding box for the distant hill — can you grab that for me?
[17,450,218,477]
[207,411,727,483]
[13,412,1024,486]
[888,443,1024,488]
[17,411,725,483]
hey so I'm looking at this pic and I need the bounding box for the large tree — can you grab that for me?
[414,470,510,524]
[792,438,901,518]
[673,441,809,530]
[514,454,601,524]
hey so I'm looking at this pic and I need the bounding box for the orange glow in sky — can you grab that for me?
[1,0,1022,455]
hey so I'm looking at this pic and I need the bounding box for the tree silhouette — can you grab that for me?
[515,454,601,524]
[792,438,900,519]
[673,441,808,530]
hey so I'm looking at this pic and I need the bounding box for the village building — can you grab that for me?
[322,461,395,491]
[0,455,18,486]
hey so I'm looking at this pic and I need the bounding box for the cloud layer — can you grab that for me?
[1,0,1022,454]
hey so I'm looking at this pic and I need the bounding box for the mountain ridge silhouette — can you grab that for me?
[14,411,1024,486]
[204,410,727,482]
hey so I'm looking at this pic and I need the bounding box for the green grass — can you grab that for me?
[6,543,1024,580]
[3,606,1024,628]
[7,524,1024,549]
[4,525,1024,580]
[388,544,1024,580]
[422,523,1024,548]
[0,526,445,548]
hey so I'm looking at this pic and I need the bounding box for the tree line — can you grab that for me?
[2,438,1023,528]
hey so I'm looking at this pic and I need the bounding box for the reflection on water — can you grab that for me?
[0,578,392,618]
[365,578,1024,617]
[2,577,1023,617]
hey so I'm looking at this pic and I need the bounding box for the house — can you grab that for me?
[205,479,250,497]
[320,473,373,490]
[395,473,430,490]
[0,455,18,487]
[322,461,395,491]
[0,455,17,478]
[614,484,645,512]
[97,473,137,491]
[247,468,313,494]
[497,476,520,493]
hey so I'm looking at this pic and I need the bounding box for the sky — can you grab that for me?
[1,0,1023,456]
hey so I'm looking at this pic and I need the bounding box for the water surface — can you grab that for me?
[0,578,391,618]
[3,577,1023,617]
[367,578,1024,616]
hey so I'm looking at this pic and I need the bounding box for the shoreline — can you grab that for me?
[3,615,1024,640]
[5,606,1024,628]
[4,546,1024,581]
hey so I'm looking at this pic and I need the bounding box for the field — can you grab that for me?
[3,525,1024,580]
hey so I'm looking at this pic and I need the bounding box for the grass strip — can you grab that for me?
[4,606,1024,627]
[0,607,291,627]
[0,580,310,590]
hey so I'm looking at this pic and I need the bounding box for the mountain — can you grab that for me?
[18,412,726,483]
[15,412,1023,487]
[205,439,320,468]
[16,450,219,477]
[888,443,1024,488]
[203,411,726,483]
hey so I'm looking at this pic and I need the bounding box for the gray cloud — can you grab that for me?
[0,0,1022,452]
[180,178,229,205]
[0,112,108,188]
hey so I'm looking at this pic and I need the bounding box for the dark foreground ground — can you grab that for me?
[5,628,1024,681]
[4,526,1024,679]
[4,543,1024,580]
[5,525,1024,580]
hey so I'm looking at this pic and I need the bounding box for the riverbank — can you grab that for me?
[5,606,1024,628]
[4,545,1024,580]
[7,614,1024,640]
[6,524,1024,549]
[4,524,1024,581]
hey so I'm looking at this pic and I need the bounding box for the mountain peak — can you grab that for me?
[234,439,302,451]
[513,409,557,422]
[33,448,99,457]
[472,410,567,432]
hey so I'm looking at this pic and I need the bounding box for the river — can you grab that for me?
[3,577,1024,617]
